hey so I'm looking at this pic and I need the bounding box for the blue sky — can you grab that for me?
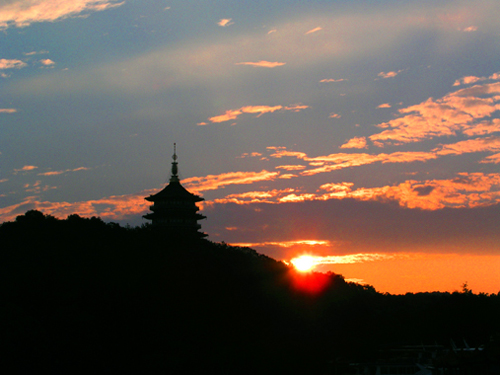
[1,0,500,293]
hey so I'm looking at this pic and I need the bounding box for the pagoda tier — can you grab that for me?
[143,145,207,238]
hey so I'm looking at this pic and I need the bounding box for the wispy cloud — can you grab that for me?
[320,78,346,83]
[462,26,477,32]
[0,0,125,29]
[434,136,500,156]
[235,61,286,68]
[377,103,391,108]
[24,50,49,56]
[291,253,398,267]
[239,152,263,158]
[0,108,17,113]
[370,81,500,146]
[275,165,306,171]
[0,189,152,223]
[296,151,437,176]
[206,104,308,124]
[481,153,500,164]
[37,167,90,176]
[183,170,280,192]
[233,239,331,248]
[212,189,295,205]
[349,173,500,210]
[211,171,500,210]
[0,58,27,69]
[378,70,403,79]
[305,26,322,35]
[14,165,38,173]
[453,71,500,86]
[218,18,234,27]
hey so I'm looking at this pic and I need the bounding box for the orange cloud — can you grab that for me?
[0,189,153,224]
[370,81,500,145]
[309,173,500,209]
[462,119,500,136]
[305,27,322,35]
[453,71,500,86]
[481,153,500,164]
[38,167,90,176]
[0,58,27,69]
[266,146,439,176]
[320,78,346,83]
[340,136,367,149]
[231,239,332,250]
[14,165,38,172]
[348,173,500,210]
[462,26,477,32]
[218,18,233,27]
[207,104,307,124]
[434,136,500,156]
[329,113,341,119]
[290,253,399,270]
[0,0,125,29]
[182,170,280,192]
[0,108,17,113]
[284,104,309,111]
[275,165,306,171]
[235,61,286,68]
[377,103,391,108]
[239,152,263,158]
[300,151,437,176]
[378,70,403,79]
[40,58,55,66]
[212,189,294,205]
[453,76,482,86]
[267,148,307,159]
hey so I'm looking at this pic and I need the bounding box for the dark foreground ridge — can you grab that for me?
[1,210,499,374]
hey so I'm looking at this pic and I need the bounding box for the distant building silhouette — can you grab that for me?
[144,144,207,238]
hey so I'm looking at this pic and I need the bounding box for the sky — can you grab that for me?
[1,0,500,294]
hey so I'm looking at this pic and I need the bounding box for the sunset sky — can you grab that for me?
[1,0,500,294]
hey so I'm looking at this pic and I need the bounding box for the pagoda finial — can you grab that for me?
[170,143,179,182]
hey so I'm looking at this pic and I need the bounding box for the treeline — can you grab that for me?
[1,210,499,374]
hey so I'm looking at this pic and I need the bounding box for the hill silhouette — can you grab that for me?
[1,210,499,374]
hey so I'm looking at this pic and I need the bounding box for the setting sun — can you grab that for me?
[291,255,316,272]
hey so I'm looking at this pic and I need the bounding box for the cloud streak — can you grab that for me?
[206,104,308,124]
[183,170,280,192]
[235,61,286,68]
[37,167,90,176]
[0,0,125,29]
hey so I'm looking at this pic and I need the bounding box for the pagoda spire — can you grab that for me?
[170,143,179,183]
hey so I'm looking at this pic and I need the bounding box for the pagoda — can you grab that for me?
[143,144,207,238]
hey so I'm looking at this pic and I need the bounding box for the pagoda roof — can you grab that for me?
[145,180,204,202]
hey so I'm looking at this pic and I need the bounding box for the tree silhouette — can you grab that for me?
[0,210,499,374]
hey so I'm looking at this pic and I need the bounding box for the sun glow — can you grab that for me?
[291,255,316,272]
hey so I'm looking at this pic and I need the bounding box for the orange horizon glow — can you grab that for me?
[287,252,500,295]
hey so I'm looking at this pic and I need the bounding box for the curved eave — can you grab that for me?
[146,181,204,202]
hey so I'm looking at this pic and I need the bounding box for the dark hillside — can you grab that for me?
[1,210,499,374]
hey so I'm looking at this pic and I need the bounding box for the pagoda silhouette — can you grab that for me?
[143,144,207,238]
